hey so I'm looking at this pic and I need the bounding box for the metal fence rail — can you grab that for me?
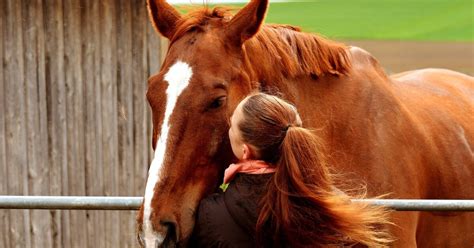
[0,196,142,210]
[1,196,474,211]
[351,199,474,211]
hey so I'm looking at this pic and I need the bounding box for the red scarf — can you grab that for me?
[223,160,276,184]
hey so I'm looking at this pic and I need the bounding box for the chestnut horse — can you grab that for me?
[136,0,474,247]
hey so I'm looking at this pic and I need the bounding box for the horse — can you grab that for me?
[136,0,474,247]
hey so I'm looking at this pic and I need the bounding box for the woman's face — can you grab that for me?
[228,99,246,160]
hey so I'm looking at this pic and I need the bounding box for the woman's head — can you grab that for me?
[228,93,392,247]
[228,93,302,163]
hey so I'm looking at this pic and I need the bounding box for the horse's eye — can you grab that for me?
[208,96,226,110]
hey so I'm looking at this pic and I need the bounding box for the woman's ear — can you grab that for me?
[242,144,253,160]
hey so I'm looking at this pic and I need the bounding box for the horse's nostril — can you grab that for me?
[160,220,179,247]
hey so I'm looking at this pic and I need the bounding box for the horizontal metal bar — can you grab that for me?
[353,199,474,211]
[0,196,474,211]
[0,196,142,210]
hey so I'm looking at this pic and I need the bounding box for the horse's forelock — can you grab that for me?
[170,7,235,44]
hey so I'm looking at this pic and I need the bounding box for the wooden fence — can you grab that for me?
[0,0,165,247]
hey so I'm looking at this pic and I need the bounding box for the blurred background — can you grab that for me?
[0,0,472,247]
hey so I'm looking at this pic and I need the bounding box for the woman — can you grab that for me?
[192,93,392,247]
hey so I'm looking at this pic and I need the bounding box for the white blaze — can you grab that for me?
[143,61,193,247]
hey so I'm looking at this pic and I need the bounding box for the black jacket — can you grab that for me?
[191,173,273,248]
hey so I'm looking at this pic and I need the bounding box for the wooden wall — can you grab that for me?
[0,0,164,247]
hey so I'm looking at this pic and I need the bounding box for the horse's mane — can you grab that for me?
[245,24,351,82]
[171,7,351,81]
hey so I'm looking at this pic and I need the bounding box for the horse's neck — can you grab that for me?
[246,45,394,130]
[250,46,400,161]
[242,43,415,193]
[241,35,396,132]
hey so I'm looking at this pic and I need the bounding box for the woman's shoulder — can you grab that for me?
[197,193,227,224]
[192,191,254,248]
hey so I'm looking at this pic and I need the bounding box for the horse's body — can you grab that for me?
[285,49,474,247]
[137,1,474,247]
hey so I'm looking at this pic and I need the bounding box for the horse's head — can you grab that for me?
[136,0,269,247]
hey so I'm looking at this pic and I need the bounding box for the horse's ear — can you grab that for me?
[225,0,269,45]
[147,0,182,39]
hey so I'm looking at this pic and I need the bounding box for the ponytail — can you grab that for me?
[256,127,392,247]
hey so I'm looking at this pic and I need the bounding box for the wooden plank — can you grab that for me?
[100,1,120,247]
[43,0,68,246]
[3,0,31,247]
[21,0,53,246]
[0,0,10,246]
[63,0,88,247]
[81,0,96,244]
[147,14,162,76]
[131,2,153,245]
[83,0,106,247]
[32,0,55,243]
[116,0,136,246]
[81,1,98,246]
[132,0,151,198]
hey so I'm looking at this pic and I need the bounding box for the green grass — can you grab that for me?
[264,0,473,41]
[180,0,473,41]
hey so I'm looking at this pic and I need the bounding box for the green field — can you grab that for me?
[182,0,473,41]
[265,0,473,41]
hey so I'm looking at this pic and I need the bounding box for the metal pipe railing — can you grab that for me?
[1,196,474,211]
[351,199,474,211]
[0,196,142,210]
